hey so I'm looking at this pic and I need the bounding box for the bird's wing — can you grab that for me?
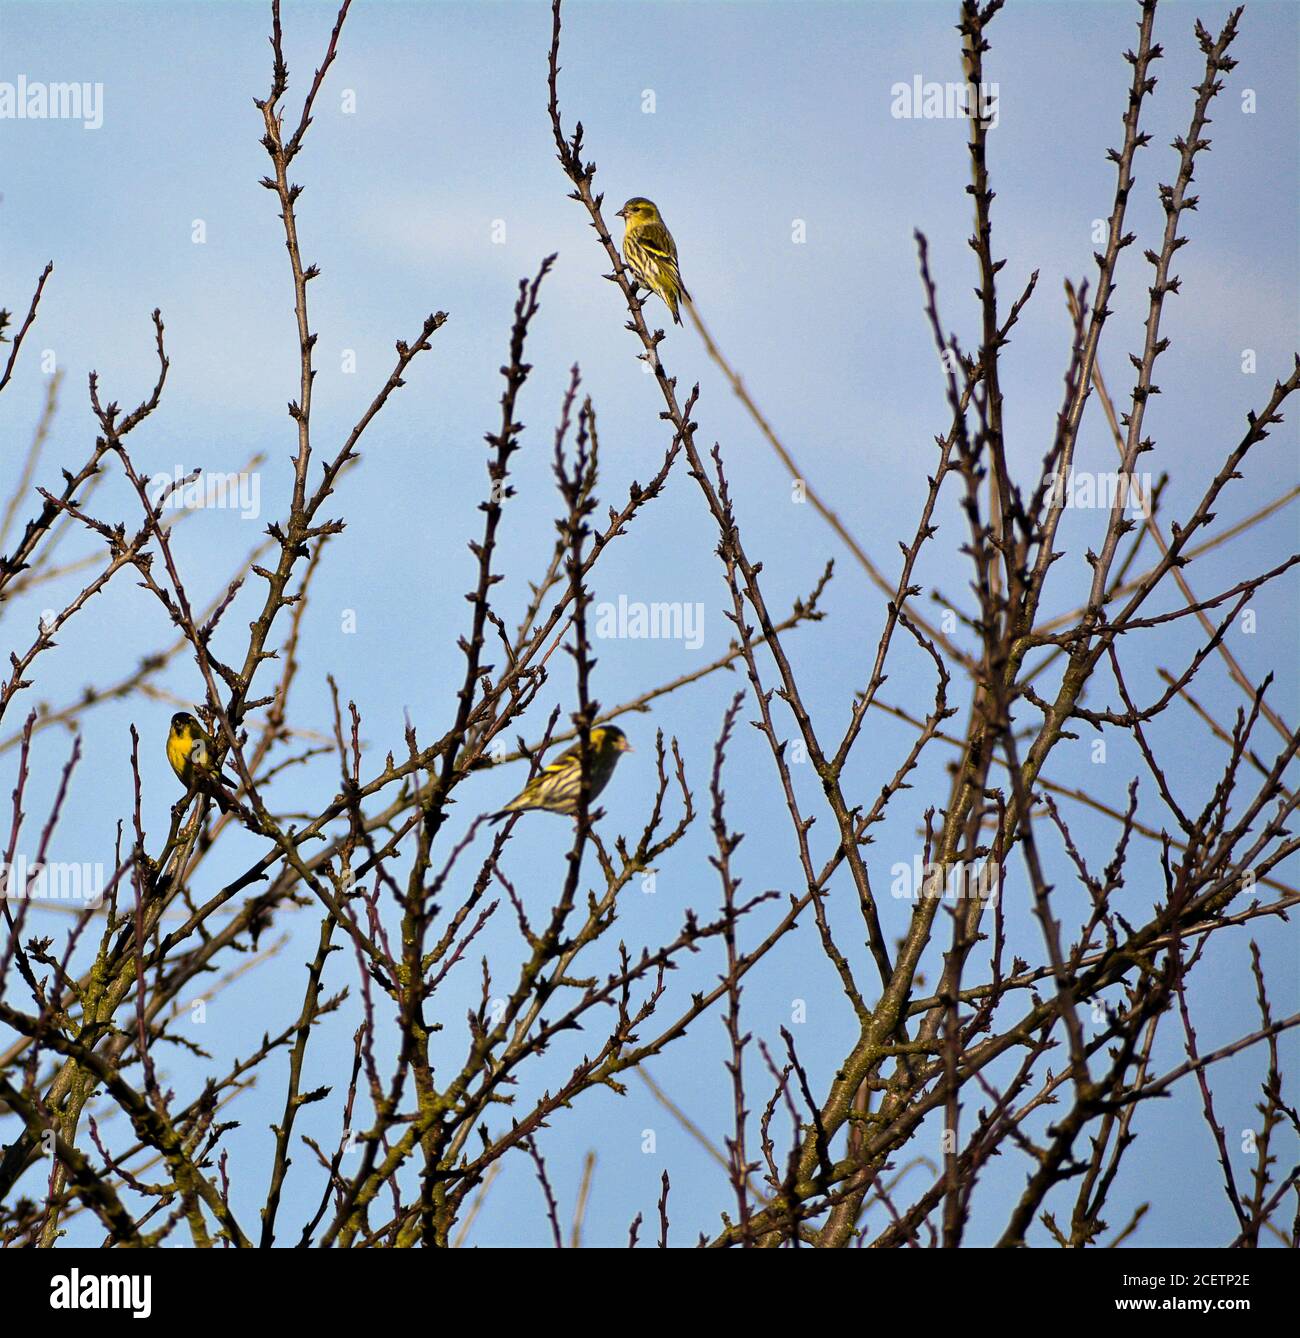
[547,739,585,769]
[638,221,679,264]
[638,222,687,301]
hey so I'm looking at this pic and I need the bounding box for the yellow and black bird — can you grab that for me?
[166,711,238,813]
[492,725,632,822]
[616,198,690,326]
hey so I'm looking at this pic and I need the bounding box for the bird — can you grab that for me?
[491,725,633,822]
[166,711,239,813]
[615,198,690,326]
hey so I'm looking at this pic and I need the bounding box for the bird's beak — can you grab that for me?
[621,741,634,753]
[615,207,626,219]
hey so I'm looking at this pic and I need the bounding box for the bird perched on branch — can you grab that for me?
[167,711,240,813]
[492,725,633,821]
[616,198,690,326]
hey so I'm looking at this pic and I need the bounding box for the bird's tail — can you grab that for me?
[675,283,694,325]
[207,774,244,816]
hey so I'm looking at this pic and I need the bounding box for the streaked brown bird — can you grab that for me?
[616,197,690,326]
[492,726,632,821]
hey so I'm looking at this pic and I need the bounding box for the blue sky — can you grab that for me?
[1,0,1297,1246]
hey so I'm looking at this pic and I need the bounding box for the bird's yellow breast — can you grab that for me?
[167,725,205,784]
